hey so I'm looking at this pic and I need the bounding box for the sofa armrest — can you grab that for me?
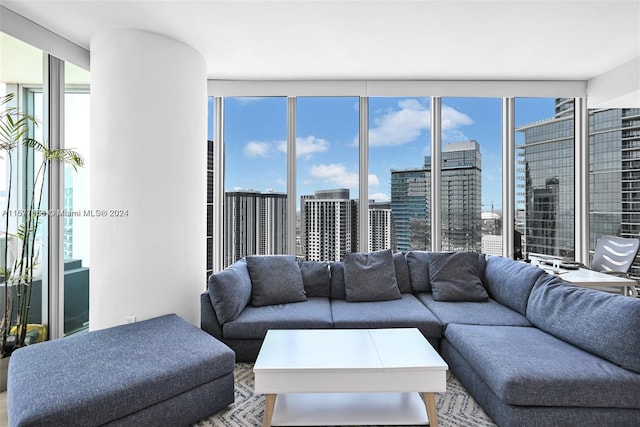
[200,291,223,339]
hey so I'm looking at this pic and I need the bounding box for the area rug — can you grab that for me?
[193,363,497,427]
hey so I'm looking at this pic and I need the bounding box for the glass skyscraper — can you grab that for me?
[518,99,640,279]
[391,140,482,252]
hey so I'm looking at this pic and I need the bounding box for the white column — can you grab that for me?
[90,29,206,329]
[430,97,442,251]
[574,97,589,264]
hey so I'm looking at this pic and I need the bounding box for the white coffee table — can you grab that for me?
[253,328,448,426]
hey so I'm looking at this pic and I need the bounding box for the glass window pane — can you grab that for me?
[442,98,500,253]
[369,97,431,252]
[588,106,640,279]
[223,97,287,267]
[63,61,90,335]
[296,97,359,261]
[0,32,47,346]
[516,98,574,259]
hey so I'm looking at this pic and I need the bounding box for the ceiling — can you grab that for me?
[1,0,639,82]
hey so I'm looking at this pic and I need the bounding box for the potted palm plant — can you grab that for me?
[0,93,84,387]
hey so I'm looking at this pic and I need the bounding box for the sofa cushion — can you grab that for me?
[444,324,640,409]
[393,252,412,293]
[428,252,488,301]
[207,258,252,324]
[299,260,331,298]
[329,261,346,299]
[246,255,307,307]
[527,275,640,374]
[405,251,431,292]
[416,293,531,329]
[222,297,333,340]
[484,256,544,315]
[343,249,401,302]
[331,294,443,339]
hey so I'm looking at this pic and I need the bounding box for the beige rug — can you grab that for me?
[193,363,497,427]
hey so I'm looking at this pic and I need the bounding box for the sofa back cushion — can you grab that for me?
[343,249,402,302]
[484,256,544,315]
[527,275,640,374]
[330,262,347,299]
[207,258,252,325]
[246,255,307,307]
[393,252,412,293]
[428,252,488,302]
[406,251,431,292]
[299,261,331,297]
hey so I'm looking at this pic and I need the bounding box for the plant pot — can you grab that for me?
[0,356,8,392]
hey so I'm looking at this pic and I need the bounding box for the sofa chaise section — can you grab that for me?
[441,273,640,426]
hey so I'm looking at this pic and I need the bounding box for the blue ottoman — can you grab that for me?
[8,314,235,426]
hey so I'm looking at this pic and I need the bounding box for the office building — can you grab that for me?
[518,100,640,277]
[391,141,482,252]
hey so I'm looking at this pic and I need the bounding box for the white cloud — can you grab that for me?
[362,99,475,147]
[441,105,474,142]
[308,163,358,189]
[368,174,380,186]
[369,192,389,202]
[367,99,430,147]
[277,135,330,160]
[243,141,271,158]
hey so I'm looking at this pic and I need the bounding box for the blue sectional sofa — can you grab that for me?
[200,250,640,426]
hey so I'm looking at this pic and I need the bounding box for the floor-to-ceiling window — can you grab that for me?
[368,97,431,252]
[63,62,90,334]
[442,97,501,254]
[516,98,575,259]
[1,32,48,336]
[1,30,90,339]
[223,97,287,268]
[296,97,359,261]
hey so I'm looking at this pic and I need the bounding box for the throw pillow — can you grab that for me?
[299,260,331,297]
[429,251,489,302]
[207,258,252,324]
[246,255,307,307]
[343,249,402,302]
[330,262,347,299]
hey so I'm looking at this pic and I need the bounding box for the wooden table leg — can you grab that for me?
[262,394,277,427]
[422,392,439,427]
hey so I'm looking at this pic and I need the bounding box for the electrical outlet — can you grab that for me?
[125,316,136,324]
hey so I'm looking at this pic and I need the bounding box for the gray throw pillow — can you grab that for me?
[299,260,331,297]
[246,255,307,306]
[343,249,402,302]
[207,258,252,324]
[429,251,489,302]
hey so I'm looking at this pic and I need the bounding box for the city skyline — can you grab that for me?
[208,97,556,212]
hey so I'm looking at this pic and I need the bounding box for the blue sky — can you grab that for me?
[209,96,556,211]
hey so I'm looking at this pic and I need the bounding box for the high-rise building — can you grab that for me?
[518,100,640,278]
[440,141,482,251]
[390,167,430,251]
[391,140,482,252]
[369,201,393,252]
[224,190,287,267]
[517,100,574,258]
[300,189,357,261]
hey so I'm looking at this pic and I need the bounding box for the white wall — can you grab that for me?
[90,29,206,329]
[588,57,640,109]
